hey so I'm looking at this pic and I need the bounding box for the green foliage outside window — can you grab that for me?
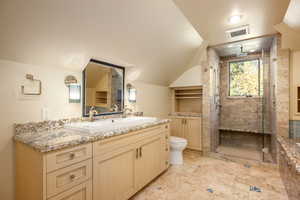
[229,59,262,97]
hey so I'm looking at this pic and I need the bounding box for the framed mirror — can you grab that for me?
[82,59,125,116]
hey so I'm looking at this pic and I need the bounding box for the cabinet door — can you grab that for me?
[170,118,185,138]
[135,135,164,191]
[93,145,136,200]
[185,118,202,150]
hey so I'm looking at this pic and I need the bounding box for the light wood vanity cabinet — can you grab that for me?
[170,86,203,151]
[16,123,170,200]
[170,117,202,151]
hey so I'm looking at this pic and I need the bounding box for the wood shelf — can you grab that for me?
[95,91,108,104]
[171,86,203,114]
[176,97,201,99]
[175,93,202,95]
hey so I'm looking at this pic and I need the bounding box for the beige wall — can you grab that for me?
[126,81,171,118]
[169,66,202,87]
[0,59,82,200]
[290,50,300,120]
[0,59,171,200]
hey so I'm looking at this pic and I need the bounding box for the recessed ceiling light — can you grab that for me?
[249,49,255,52]
[229,15,242,24]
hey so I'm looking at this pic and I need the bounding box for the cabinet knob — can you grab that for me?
[70,174,76,180]
[165,125,168,129]
[69,153,76,159]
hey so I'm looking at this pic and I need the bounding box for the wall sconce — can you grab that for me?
[65,75,81,103]
[127,83,137,103]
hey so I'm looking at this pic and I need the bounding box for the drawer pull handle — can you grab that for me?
[165,147,169,151]
[69,153,76,159]
[70,174,76,180]
[136,148,139,159]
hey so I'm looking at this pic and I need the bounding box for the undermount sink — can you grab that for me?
[64,117,158,134]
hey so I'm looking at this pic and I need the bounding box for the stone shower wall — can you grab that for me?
[276,36,290,139]
[219,54,266,133]
[202,48,220,154]
[269,36,278,162]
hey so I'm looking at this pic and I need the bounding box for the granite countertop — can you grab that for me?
[14,117,170,153]
[169,112,202,118]
[277,136,300,174]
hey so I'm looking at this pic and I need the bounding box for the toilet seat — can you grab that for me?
[170,136,187,144]
[169,136,187,165]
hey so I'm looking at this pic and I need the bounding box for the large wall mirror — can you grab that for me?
[83,59,125,116]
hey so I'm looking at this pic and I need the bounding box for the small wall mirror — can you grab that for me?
[83,59,125,116]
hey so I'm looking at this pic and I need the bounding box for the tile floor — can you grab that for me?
[131,151,288,200]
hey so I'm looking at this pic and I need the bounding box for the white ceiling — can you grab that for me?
[284,0,300,32]
[0,0,203,85]
[173,0,290,45]
[213,36,274,57]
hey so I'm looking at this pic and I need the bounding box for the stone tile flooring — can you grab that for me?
[131,151,288,200]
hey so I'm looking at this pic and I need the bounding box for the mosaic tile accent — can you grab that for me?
[289,120,300,139]
[14,117,170,153]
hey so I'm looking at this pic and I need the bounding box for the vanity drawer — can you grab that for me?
[48,181,92,200]
[93,126,164,157]
[46,143,92,172]
[47,159,92,198]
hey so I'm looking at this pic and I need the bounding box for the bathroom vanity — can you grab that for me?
[15,117,170,200]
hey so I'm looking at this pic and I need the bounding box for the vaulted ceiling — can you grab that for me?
[173,0,290,45]
[0,0,295,86]
[0,0,202,85]
[284,0,300,32]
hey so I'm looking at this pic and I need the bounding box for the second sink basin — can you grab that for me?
[64,117,158,134]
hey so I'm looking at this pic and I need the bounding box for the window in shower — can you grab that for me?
[229,59,262,97]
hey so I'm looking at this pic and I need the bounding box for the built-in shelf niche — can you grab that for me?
[95,91,108,104]
[297,86,300,113]
[171,86,203,114]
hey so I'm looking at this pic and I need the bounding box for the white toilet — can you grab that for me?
[169,136,188,165]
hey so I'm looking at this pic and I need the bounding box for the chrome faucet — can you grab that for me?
[89,106,98,122]
[122,105,133,118]
[112,104,119,112]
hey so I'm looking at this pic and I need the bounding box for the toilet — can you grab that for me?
[169,136,188,165]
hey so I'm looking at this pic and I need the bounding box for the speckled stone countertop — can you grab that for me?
[169,112,202,118]
[277,136,300,174]
[219,127,271,135]
[14,117,170,153]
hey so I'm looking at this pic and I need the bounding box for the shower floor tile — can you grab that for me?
[217,145,262,161]
[130,151,288,200]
